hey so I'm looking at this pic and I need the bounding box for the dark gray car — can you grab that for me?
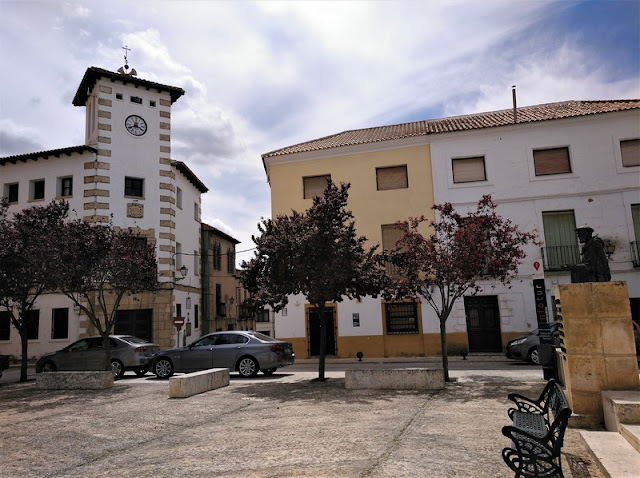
[35,335,160,378]
[150,331,295,379]
[506,323,560,365]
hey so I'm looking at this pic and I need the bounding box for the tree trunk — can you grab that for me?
[20,329,28,382]
[102,333,112,372]
[439,317,450,383]
[317,304,326,381]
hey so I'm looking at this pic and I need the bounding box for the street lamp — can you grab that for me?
[176,265,188,281]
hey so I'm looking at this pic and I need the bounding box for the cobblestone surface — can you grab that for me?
[0,371,604,477]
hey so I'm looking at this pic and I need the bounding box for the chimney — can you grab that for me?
[512,85,518,123]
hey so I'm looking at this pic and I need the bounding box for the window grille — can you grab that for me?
[385,302,419,334]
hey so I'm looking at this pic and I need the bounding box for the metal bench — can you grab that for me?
[502,379,572,477]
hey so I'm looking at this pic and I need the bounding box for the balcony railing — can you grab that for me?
[540,245,581,271]
[632,241,640,268]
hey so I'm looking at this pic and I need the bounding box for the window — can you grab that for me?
[176,187,182,209]
[533,147,571,176]
[176,303,182,317]
[4,183,18,203]
[213,242,222,270]
[149,100,156,107]
[125,177,144,197]
[194,304,199,329]
[632,204,640,267]
[227,248,235,273]
[116,93,123,100]
[385,301,419,334]
[51,308,69,339]
[27,310,39,340]
[58,176,73,197]
[194,202,199,221]
[621,139,640,167]
[542,211,580,270]
[452,156,486,183]
[381,224,404,252]
[376,165,408,190]
[303,175,331,199]
[130,96,143,104]
[193,251,199,276]
[0,311,10,340]
[176,242,182,269]
[30,179,45,200]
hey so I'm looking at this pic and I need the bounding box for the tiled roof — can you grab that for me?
[0,145,97,166]
[172,160,209,193]
[202,223,240,244]
[72,67,185,106]
[262,99,640,159]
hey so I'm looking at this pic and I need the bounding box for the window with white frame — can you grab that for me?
[452,156,486,183]
[30,179,45,200]
[533,147,571,176]
[58,176,73,197]
[621,139,640,167]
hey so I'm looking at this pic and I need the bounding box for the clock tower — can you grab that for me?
[72,66,187,284]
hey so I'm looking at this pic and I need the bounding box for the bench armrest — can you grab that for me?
[507,393,545,414]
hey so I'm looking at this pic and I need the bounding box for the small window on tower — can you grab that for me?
[115,93,123,100]
[130,96,142,104]
[149,100,156,107]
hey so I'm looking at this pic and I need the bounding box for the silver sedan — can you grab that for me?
[35,335,160,378]
[150,331,295,378]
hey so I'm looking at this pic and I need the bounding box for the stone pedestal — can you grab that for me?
[555,282,639,427]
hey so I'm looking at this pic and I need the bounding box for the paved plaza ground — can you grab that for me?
[0,367,604,477]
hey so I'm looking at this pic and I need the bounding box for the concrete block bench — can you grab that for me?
[36,371,114,390]
[345,368,445,390]
[168,368,230,398]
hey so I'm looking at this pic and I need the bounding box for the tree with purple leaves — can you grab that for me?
[50,218,158,374]
[0,199,70,382]
[237,180,386,381]
[388,195,538,382]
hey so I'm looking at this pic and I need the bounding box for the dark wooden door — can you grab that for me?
[115,309,153,342]
[308,307,336,356]
[464,296,502,353]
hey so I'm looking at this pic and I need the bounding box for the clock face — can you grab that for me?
[125,115,147,136]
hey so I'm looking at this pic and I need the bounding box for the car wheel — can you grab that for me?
[41,361,57,372]
[134,368,147,377]
[111,360,125,378]
[153,358,174,379]
[528,347,540,365]
[262,368,277,376]
[237,356,259,378]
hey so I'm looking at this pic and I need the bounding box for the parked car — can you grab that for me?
[506,323,561,365]
[150,331,295,379]
[35,335,160,378]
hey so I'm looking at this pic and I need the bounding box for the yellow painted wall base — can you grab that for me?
[556,282,640,425]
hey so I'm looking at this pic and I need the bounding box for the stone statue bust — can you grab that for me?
[564,227,611,283]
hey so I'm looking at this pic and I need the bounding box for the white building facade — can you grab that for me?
[0,66,208,358]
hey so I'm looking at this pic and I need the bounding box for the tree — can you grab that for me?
[0,200,69,382]
[389,195,537,382]
[50,219,158,374]
[237,180,386,380]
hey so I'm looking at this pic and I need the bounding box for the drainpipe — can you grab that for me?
[512,85,518,124]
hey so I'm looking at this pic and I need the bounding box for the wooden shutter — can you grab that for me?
[621,139,640,167]
[632,204,640,242]
[533,147,571,175]
[303,175,330,199]
[382,224,404,251]
[452,157,486,183]
[376,165,408,190]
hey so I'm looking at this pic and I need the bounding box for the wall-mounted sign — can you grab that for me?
[352,313,360,327]
[532,279,551,341]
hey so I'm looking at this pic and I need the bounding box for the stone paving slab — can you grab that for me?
[0,371,604,477]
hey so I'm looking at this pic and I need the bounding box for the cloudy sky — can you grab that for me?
[1,0,638,264]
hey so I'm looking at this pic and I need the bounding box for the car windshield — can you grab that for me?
[118,336,148,345]
[246,331,278,342]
